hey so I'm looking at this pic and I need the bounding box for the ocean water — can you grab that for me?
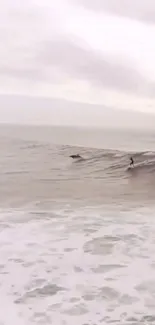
[1,125,155,325]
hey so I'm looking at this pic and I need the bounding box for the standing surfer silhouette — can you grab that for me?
[130,157,134,167]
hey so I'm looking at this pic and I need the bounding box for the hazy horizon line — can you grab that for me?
[0,93,154,117]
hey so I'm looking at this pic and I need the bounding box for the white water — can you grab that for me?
[1,205,155,325]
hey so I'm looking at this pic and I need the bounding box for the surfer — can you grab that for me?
[130,157,134,167]
[70,154,82,159]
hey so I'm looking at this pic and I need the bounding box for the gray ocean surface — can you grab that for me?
[1,125,155,325]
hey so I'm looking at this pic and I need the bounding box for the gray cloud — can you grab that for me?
[35,37,155,97]
[1,29,154,97]
[72,0,155,24]
[0,0,155,99]
[0,0,63,83]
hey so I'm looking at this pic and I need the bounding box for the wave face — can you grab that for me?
[55,146,155,205]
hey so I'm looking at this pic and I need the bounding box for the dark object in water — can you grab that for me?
[70,154,82,159]
[130,157,134,167]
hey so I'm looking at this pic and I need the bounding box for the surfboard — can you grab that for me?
[127,165,134,171]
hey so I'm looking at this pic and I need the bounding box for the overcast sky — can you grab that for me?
[0,0,155,123]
